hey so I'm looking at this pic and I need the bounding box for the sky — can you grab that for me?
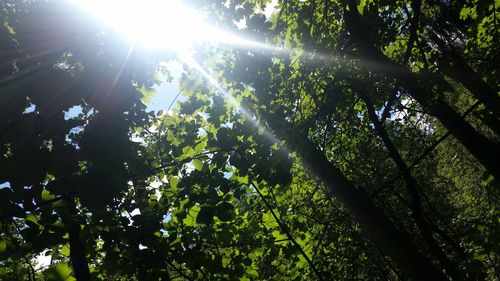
[147,60,186,112]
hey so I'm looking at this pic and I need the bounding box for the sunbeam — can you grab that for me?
[180,52,285,149]
[66,0,357,153]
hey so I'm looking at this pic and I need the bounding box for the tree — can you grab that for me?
[1,0,498,280]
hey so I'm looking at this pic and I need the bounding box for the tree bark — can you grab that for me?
[475,111,500,137]
[287,131,448,280]
[63,198,92,281]
[342,4,500,180]
[359,90,461,280]
[429,32,500,118]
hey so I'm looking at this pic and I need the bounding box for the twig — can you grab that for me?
[251,180,324,281]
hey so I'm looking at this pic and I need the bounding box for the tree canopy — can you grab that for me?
[0,0,499,280]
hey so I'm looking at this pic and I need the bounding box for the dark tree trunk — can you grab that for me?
[359,90,461,280]
[429,32,500,118]
[63,198,92,281]
[475,110,500,137]
[287,132,448,280]
[342,5,500,180]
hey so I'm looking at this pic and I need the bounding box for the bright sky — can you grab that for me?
[148,61,185,112]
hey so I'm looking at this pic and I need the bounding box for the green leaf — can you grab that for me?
[45,262,74,281]
[169,176,180,188]
[216,202,235,222]
[192,159,203,171]
[42,189,56,201]
[0,239,6,253]
[194,141,206,154]
[184,205,200,226]
[139,86,157,105]
[217,225,235,243]
[60,245,70,257]
[272,230,287,241]
[25,213,39,225]
[231,174,249,185]
[182,146,196,159]
[358,0,368,15]
[196,206,215,224]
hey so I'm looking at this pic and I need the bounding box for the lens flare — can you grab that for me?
[71,0,207,49]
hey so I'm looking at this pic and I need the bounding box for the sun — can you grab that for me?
[70,0,278,55]
[72,0,208,50]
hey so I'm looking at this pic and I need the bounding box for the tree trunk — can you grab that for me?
[342,5,500,180]
[475,110,500,137]
[287,131,448,280]
[429,32,500,118]
[359,90,461,280]
[63,198,92,281]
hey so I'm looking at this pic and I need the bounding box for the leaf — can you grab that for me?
[184,205,200,226]
[217,225,235,243]
[181,146,196,159]
[139,86,157,105]
[0,239,6,253]
[196,206,215,224]
[192,159,203,171]
[216,202,235,222]
[194,141,206,154]
[358,0,373,15]
[169,176,180,188]
[60,245,70,257]
[358,0,368,15]
[45,262,74,281]
[272,230,287,241]
[42,189,56,201]
[25,213,39,225]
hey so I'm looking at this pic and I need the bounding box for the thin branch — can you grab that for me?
[372,100,481,196]
[0,194,71,221]
[251,180,324,281]
[358,88,461,279]
[201,238,290,252]
[381,0,422,123]
[166,260,195,281]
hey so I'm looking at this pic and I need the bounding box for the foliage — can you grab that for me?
[0,0,499,280]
